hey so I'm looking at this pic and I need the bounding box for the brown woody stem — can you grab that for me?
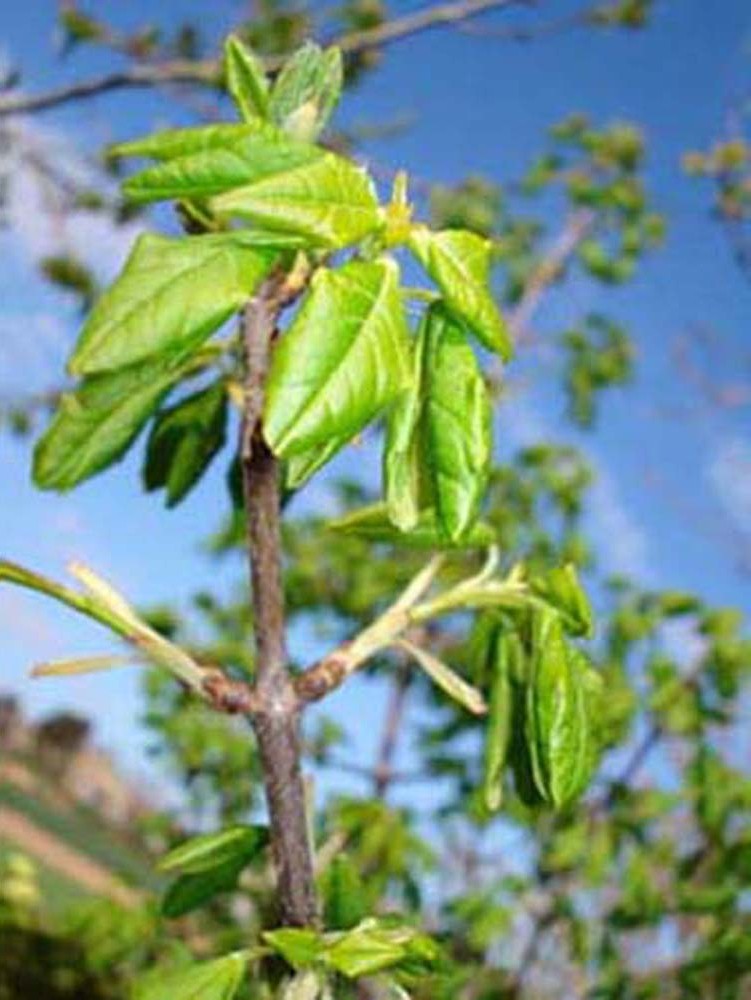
[241,275,317,927]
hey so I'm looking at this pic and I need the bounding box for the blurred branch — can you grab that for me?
[507,209,596,342]
[456,1,596,40]
[0,0,525,119]
[373,662,413,798]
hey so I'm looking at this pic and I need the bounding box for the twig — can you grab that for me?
[506,209,595,342]
[373,662,413,798]
[0,0,525,119]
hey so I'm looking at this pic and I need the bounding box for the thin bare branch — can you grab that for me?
[506,209,595,342]
[0,0,525,119]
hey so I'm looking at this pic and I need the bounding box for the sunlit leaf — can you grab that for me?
[224,35,269,122]
[385,304,492,541]
[269,42,343,141]
[159,825,268,874]
[119,123,379,249]
[265,259,410,460]
[133,953,248,1000]
[211,151,379,249]
[263,928,325,970]
[525,611,595,807]
[69,233,276,376]
[408,226,511,359]
[482,628,511,812]
[531,563,594,638]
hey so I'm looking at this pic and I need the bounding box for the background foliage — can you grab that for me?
[0,2,750,999]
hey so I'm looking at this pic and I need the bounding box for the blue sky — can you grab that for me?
[0,1,749,796]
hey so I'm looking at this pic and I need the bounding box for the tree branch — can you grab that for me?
[373,662,412,798]
[506,208,595,342]
[0,0,525,118]
[241,273,317,928]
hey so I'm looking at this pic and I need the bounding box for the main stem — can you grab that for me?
[241,277,318,927]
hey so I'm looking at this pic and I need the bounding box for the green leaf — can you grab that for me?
[383,315,431,532]
[210,151,379,249]
[69,233,276,376]
[269,42,343,142]
[322,855,368,931]
[482,629,512,812]
[159,825,268,874]
[329,503,495,549]
[385,304,491,541]
[265,259,410,457]
[408,226,511,359]
[33,357,186,491]
[531,563,594,638]
[111,123,259,163]
[121,122,320,202]
[144,381,228,507]
[327,931,405,979]
[322,921,440,980]
[284,435,351,489]
[133,953,248,1000]
[525,612,594,807]
[263,928,325,970]
[120,123,379,250]
[224,35,269,122]
[161,859,245,918]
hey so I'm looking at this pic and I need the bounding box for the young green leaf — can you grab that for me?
[264,259,410,457]
[111,123,258,163]
[269,42,343,142]
[322,855,368,931]
[482,629,512,812]
[68,233,276,376]
[144,381,228,507]
[263,928,325,970]
[118,122,379,249]
[324,927,406,979]
[159,825,268,874]
[224,35,269,122]
[284,434,351,489]
[33,357,186,491]
[210,152,379,249]
[531,563,594,638]
[120,121,318,203]
[383,319,431,532]
[385,304,492,540]
[323,921,440,980]
[525,612,594,807]
[328,503,496,549]
[408,226,511,359]
[133,953,248,1000]
[161,859,245,919]
[424,305,492,540]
